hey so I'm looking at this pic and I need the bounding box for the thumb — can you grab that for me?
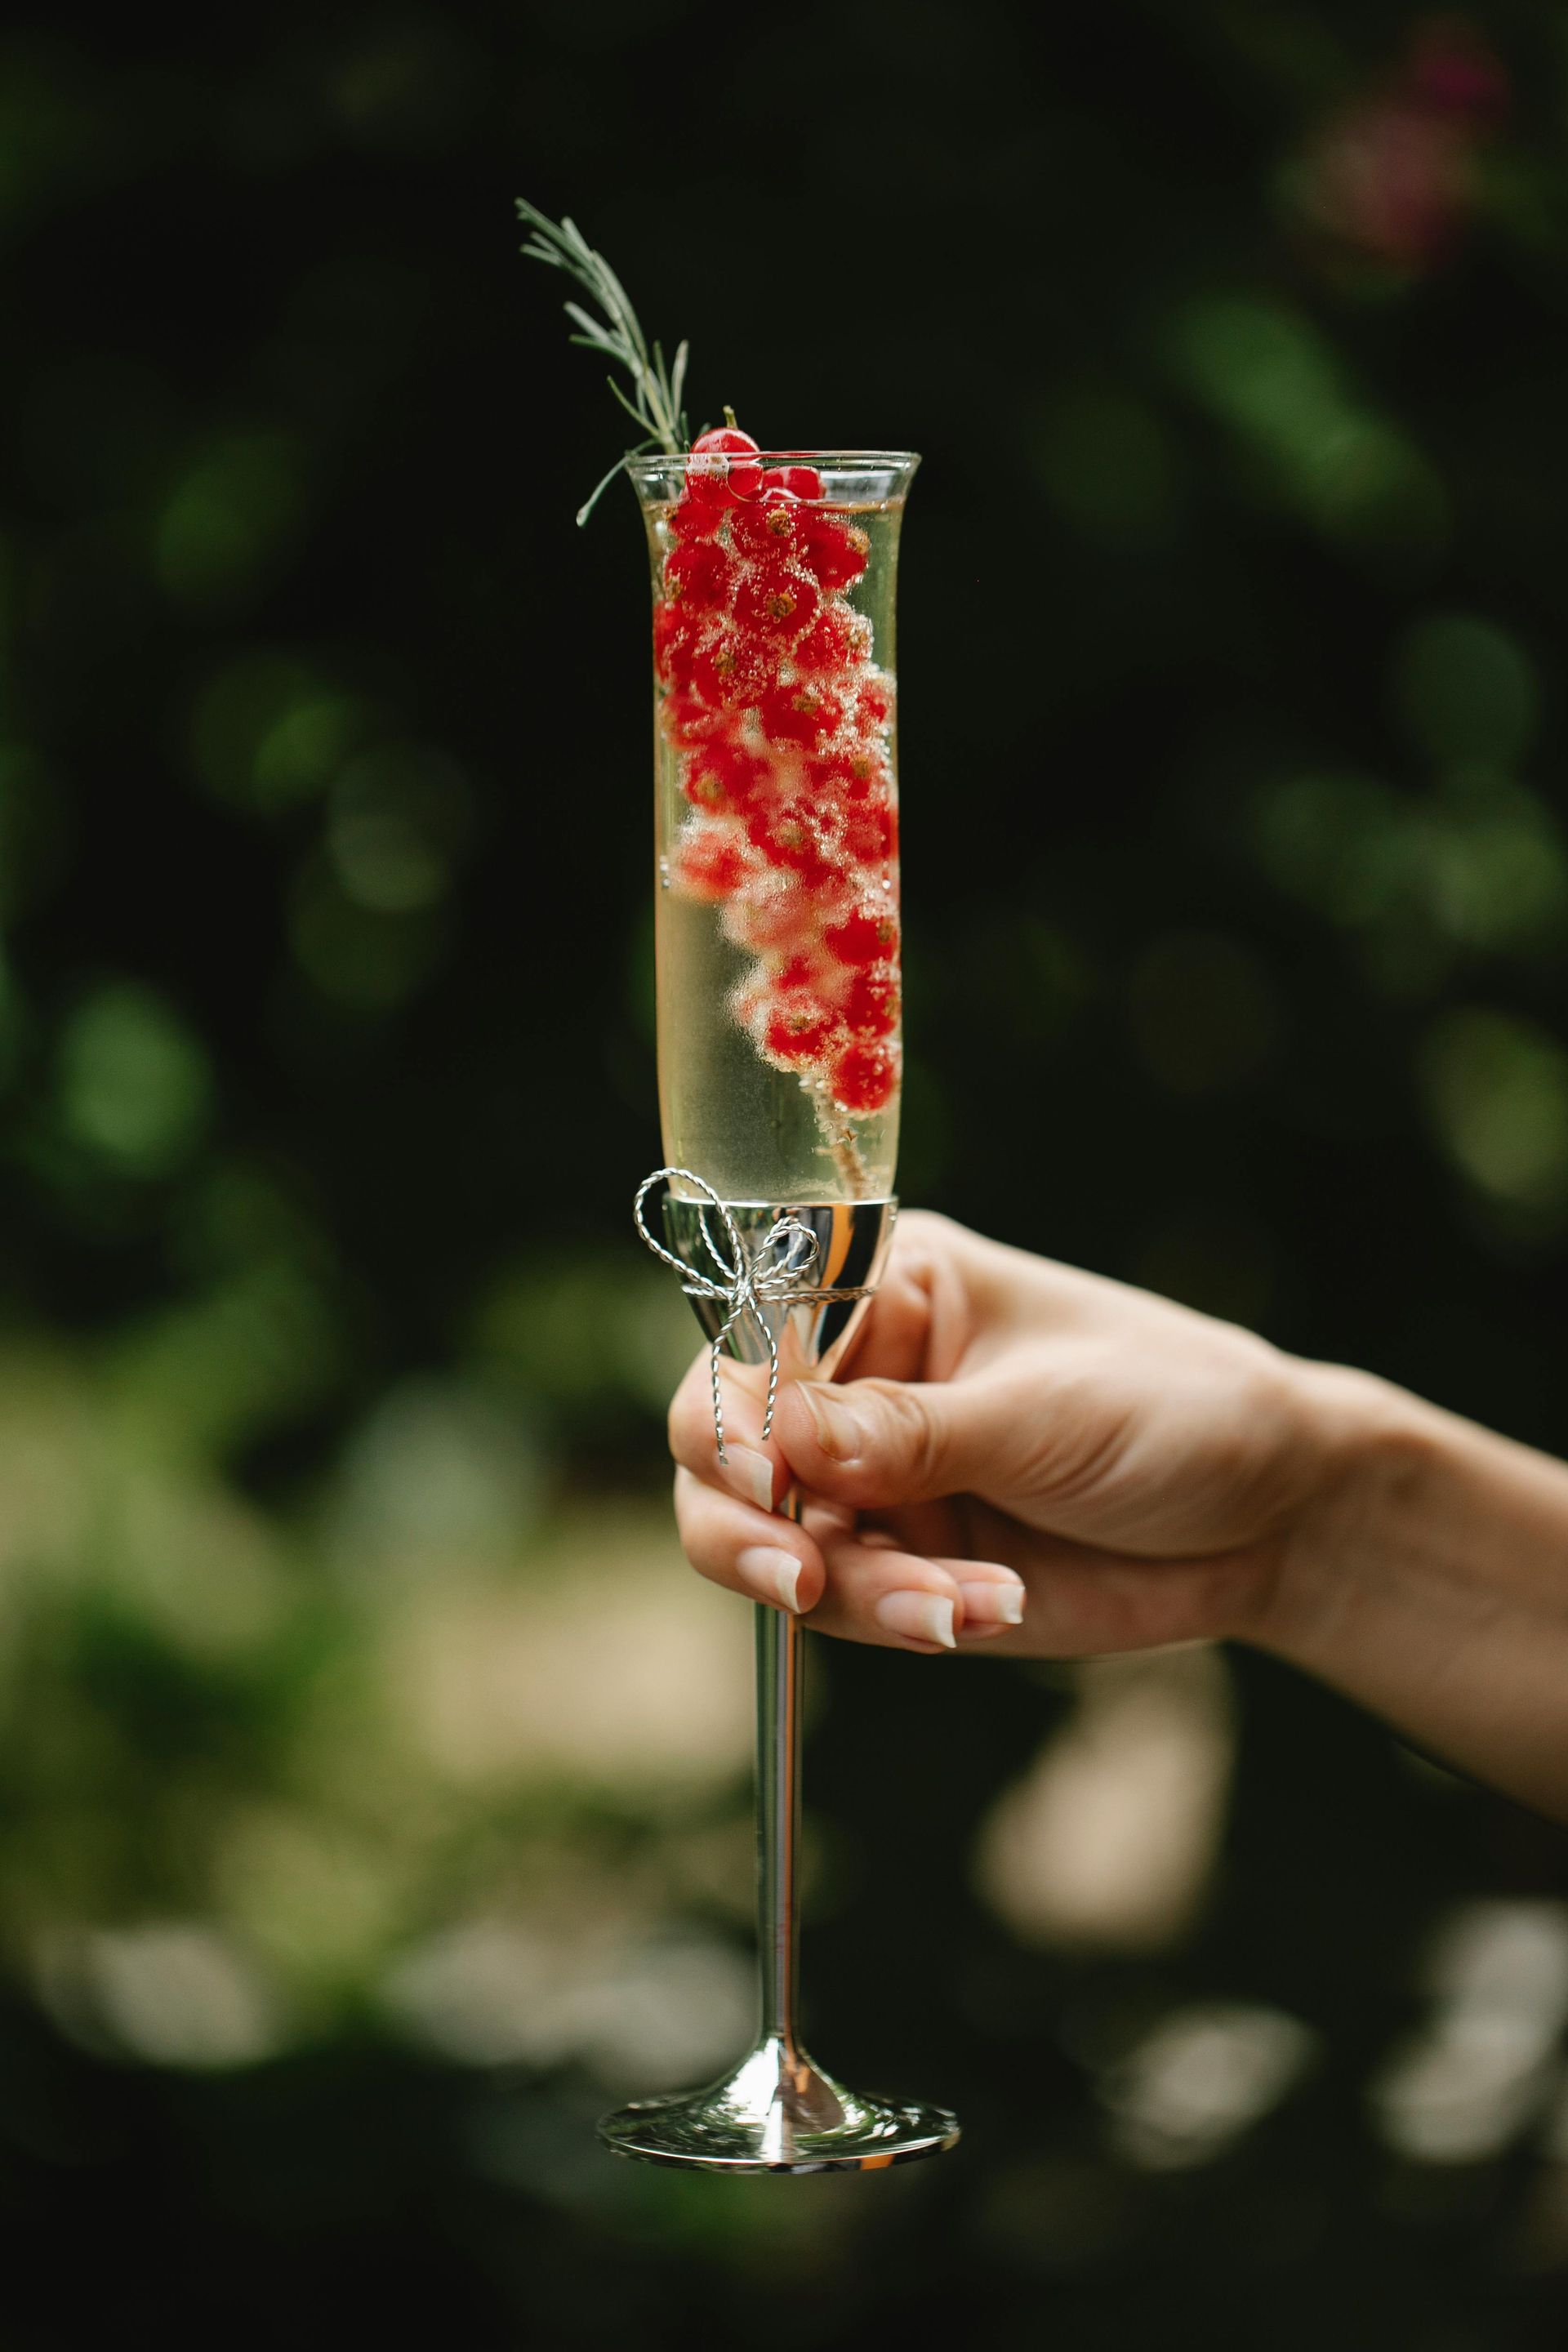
[776,1372,1003,1509]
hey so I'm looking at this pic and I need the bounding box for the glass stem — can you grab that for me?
[754,1528,804,2054]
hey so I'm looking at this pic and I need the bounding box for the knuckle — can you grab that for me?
[866,1379,947,1494]
[889,1208,956,1282]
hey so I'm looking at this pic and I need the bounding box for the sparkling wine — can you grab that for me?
[631,457,916,1205]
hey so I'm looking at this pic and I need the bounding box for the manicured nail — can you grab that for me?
[737,1548,804,1612]
[796,1383,863,1463]
[959,1580,1025,1628]
[721,1444,775,1512]
[875,1591,956,1649]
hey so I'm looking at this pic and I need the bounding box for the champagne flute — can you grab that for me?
[596,448,960,2172]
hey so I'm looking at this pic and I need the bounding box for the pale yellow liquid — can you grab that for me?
[648,501,905,1205]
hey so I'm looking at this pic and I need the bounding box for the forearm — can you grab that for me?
[1258,1367,1568,1820]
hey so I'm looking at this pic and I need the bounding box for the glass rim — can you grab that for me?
[625,448,920,474]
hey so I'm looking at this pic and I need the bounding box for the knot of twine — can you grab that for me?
[634,1168,821,1463]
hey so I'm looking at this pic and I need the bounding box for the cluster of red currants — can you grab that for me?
[657,425,902,1118]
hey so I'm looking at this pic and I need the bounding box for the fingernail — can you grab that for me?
[721,1444,775,1512]
[737,1548,804,1612]
[959,1580,1025,1628]
[875,1591,956,1649]
[796,1383,863,1463]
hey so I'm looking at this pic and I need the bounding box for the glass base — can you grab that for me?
[597,2035,960,2175]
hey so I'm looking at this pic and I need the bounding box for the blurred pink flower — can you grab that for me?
[1291,16,1508,273]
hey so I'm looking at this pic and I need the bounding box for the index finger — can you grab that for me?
[667,1350,788,1515]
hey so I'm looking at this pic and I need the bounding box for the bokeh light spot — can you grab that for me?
[56,983,212,1178]
[1392,613,1539,766]
[1422,1008,1568,1219]
[1170,294,1447,553]
[190,653,378,813]
[327,743,472,911]
[154,432,305,610]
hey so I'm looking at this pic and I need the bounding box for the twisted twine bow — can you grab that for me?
[633,1167,821,1463]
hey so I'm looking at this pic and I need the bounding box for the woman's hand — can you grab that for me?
[670,1209,1568,1819]
[668,1210,1352,1659]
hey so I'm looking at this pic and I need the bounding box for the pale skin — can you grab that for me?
[670,1211,1568,1824]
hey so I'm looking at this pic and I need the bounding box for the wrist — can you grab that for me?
[1240,1355,1568,1820]
[1248,1358,1439,1670]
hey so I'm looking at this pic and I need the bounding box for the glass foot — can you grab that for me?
[597,2035,960,2174]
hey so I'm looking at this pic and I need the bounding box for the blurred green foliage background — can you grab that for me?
[3,1,1568,2343]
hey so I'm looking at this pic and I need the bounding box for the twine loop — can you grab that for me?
[634,1168,821,1463]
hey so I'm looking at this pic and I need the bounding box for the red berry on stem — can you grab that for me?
[800,514,870,590]
[690,425,763,504]
[759,679,845,748]
[808,746,889,805]
[850,668,895,733]
[843,797,898,866]
[683,738,768,815]
[794,604,867,675]
[763,996,839,1069]
[843,965,899,1037]
[660,689,728,748]
[669,492,726,541]
[825,903,899,966]
[693,426,762,459]
[746,798,839,889]
[773,947,828,992]
[735,568,820,639]
[762,465,824,500]
[693,627,779,709]
[831,1037,899,1114]
[845,747,889,799]
[730,492,803,559]
[653,599,702,688]
[666,537,737,612]
[672,822,755,900]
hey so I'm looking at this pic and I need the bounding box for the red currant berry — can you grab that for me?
[772,947,828,992]
[660,690,728,748]
[665,537,737,612]
[653,599,702,688]
[842,965,899,1037]
[758,679,845,749]
[808,746,889,805]
[800,514,870,590]
[825,903,899,966]
[762,996,839,1069]
[734,568,820,640]
[692,627,778,709]
[683,739,768,816]
[843,798,898,866]
[831,1037,899,1114]
[672,822,754,901]
[762,465,824,500]
[746,798,836,888]
[685,465,733,512]
[693,425,761,457]
[851,668,895,733]
[793,604,869,675]
[730,492,803,560]
[668,492,727,541]
[690,425,763,503]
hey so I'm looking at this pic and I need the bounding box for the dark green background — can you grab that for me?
[2,1,1567,2343]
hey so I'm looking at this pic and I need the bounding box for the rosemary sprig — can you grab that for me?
[515,198,692,524]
